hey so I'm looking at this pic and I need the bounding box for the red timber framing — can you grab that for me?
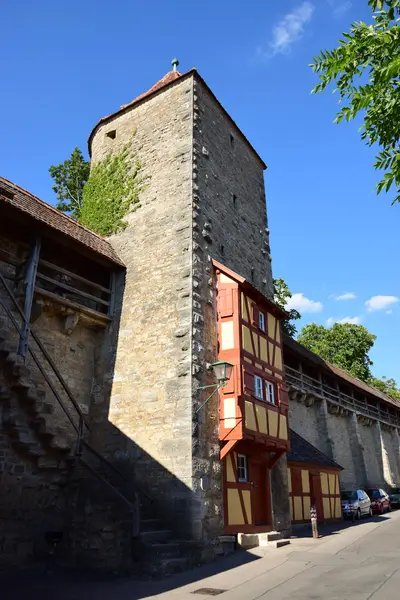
[213,260,290,533]
[288,462,342,524]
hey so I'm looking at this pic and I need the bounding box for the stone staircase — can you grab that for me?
[0,333,75,476]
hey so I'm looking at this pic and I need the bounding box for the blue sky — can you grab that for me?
[1,1,398,381]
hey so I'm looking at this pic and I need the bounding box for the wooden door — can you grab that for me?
[250,462,269,525]
[310,473,324,523]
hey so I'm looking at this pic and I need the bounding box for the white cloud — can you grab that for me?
[286,293,323,313]
[326,316,361,327]
[386,309,393,315]
[365,295,399,312]
[267,2,315,56]
[327,0,352,18]
[335,292,357,301]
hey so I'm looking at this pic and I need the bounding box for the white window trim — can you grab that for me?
[266,381,276,405]
[254,375,263,399]
[259,311,265,332]
[237,454,248,482]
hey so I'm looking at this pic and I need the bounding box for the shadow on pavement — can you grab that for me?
[0,547,262,600]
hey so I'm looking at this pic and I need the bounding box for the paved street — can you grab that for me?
[3,511,400,600]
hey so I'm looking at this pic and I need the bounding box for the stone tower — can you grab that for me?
[88,64,276,553]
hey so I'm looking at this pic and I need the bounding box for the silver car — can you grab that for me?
[341,490,372,519]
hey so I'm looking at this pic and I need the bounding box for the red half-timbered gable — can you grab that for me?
[213,260,290,533]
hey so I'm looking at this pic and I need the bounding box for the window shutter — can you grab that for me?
[220,289,234,317]
[252,304,260,326]
[278,386,289,408]
[244,371,254,392]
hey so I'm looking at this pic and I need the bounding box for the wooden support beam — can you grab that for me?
[34,286,111,323]
[18,235,41,359]
[268,450,284,469]
[108,271,116,317]
[220,439,238,461]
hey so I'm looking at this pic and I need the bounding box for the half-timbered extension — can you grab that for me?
[213,260,290,533]
[287,430,343,524]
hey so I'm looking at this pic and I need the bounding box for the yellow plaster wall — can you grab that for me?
[221,321,235,350]
[294,496,303,521]
[301,470,310,493]
[226,454,235,483]
[242,490,252,524]
[303,496,311,520]
[242,325,253,354]
[255,404,267,434]
[223,397,237,429]
[278,414,288,440]
[274,347,283,370]
[323,497,331,519]
[227,489,245,525]
[245,401,257,431]
[268,410,279,437]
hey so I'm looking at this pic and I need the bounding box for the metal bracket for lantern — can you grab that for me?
[195,360,234,413]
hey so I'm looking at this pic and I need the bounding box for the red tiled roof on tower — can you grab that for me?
[120,69,182,110]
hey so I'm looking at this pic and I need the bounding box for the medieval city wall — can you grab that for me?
[290,395,400,491]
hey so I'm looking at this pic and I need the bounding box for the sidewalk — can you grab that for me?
[3,510,400,600]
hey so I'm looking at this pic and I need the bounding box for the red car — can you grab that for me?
[366,488,391,514]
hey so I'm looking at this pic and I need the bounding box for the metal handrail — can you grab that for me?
[0,270,145,520]
[0,272,89,431]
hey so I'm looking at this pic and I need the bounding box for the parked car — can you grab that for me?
[388,487,400,509]
[341,490,372,519]
[366,488,391,514]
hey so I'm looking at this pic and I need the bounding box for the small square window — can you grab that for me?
[254,376,263,399]
[259,312,265,332]
[230,133,235,146]
[237,454,248,482]
[266,381,275,405]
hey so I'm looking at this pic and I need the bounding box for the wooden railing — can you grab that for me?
[0,251,112,323]
[35,258,112,321]
[285,365,400,428]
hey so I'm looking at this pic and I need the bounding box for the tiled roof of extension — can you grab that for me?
[288,429,343,470]
[283,335,400,411]
[0,176,124,266]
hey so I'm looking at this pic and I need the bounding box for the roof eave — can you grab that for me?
[87,69,267,170]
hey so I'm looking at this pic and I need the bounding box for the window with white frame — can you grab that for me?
[254,375,263,399]
[259,311,265,332]
[237,454,248,482]
[266,381,276,405]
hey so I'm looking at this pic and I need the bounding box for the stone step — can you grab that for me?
[49,436,71,452]
[156,557,189,577]
[25,388,47,403]
[259,531,284,544]
[2,411,27,429]
[269,539,291,549]
[32,401,54,415]
[145,541,181,557]
[140,529,173,544]
[141,518,164,532]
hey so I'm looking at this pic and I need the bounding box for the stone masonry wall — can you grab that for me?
[289,394,400,491]
[0,232,104,568]
[91,76,196,536]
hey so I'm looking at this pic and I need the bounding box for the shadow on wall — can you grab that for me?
[0,268,196,574]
